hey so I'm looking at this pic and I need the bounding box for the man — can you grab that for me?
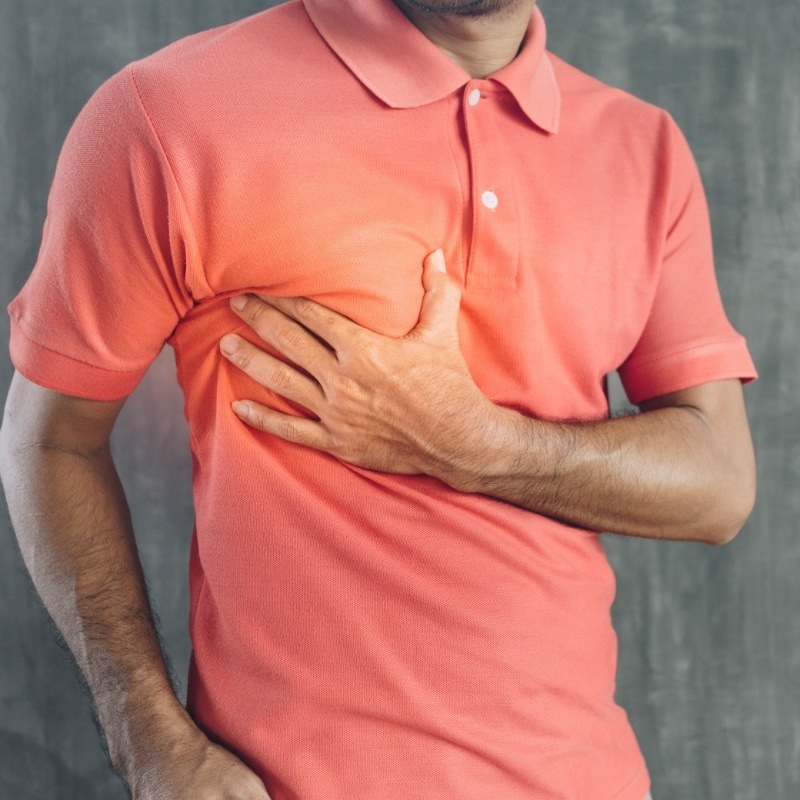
[0,0,757,798]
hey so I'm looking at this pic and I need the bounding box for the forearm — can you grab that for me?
[0,444,194,778]
[439,404,749,544]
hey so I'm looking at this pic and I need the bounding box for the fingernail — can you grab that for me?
[230,295,247,311]
[220,335,238,355]
[232,400,249,417]
[432,248,446,272]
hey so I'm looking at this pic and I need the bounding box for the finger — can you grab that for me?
[253,293,370,355]
[220,335,325,413]
[410,249,462,343]
[231,767,273,799]
[230,293,334,377]
[231,399,330,452]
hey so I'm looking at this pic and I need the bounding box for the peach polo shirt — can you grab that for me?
[7,0,758,798]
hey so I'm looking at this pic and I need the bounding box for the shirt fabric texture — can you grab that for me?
[8,0,758,798]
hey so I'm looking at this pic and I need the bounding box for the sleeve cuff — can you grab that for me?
[8,319,148,401]
[617,337,759,406]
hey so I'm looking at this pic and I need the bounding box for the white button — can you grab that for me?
[468,88,481,106]
[481,190,499,209]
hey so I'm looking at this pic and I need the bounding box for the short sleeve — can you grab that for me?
[617,113,758,405]
[7,65,200,401]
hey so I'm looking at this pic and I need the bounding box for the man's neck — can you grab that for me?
[391,0,537,79]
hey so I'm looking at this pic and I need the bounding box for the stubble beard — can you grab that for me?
[396,0,527,19]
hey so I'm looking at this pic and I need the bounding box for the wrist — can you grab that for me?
[436,401,530,495]
[104,684,197,782]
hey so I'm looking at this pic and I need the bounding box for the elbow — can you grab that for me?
[0,431,14,488]
[707,516,749,547]
[705,465,757,547]
[0,436,27,496]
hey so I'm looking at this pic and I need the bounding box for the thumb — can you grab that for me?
[411,249,462,343]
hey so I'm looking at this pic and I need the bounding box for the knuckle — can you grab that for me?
[268,364,293,391]
[330,372,363,399]
[293,296,320,319]
[275,323,304,350]
[244,298,266,323]
[276,417,297,441]
[354,337,381,365]
[234,346,254,369]
[248,405,265,428]
[230,766,267,792]
[444,282,463,303]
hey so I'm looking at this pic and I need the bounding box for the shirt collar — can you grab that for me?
[302,0,561,134]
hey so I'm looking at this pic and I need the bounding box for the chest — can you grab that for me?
[176,96,660,416]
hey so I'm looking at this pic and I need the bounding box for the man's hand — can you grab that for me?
[219,247,756,543]
[0,376,273,800]
[219,248,500,479]
[125,715,272,800]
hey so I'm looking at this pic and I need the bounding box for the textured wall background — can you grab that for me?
[1,0,797,798]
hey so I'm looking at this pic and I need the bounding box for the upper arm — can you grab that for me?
[638,377,757,515]
[615,116,758,537]
[6,66,196,405]
[0,370,127,457]
[617,114,757,406]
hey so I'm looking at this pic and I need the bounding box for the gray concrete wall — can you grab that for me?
[1,1,797,797]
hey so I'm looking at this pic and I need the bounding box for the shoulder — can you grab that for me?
[120,0,313,125]
[548,50,667,120]
[548,50,674,143]
[132,0,308,75]
[546,50,690,185]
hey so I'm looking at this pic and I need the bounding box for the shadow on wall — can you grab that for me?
[0,729,123,799]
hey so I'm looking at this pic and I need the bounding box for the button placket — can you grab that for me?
[461,82,520,291]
